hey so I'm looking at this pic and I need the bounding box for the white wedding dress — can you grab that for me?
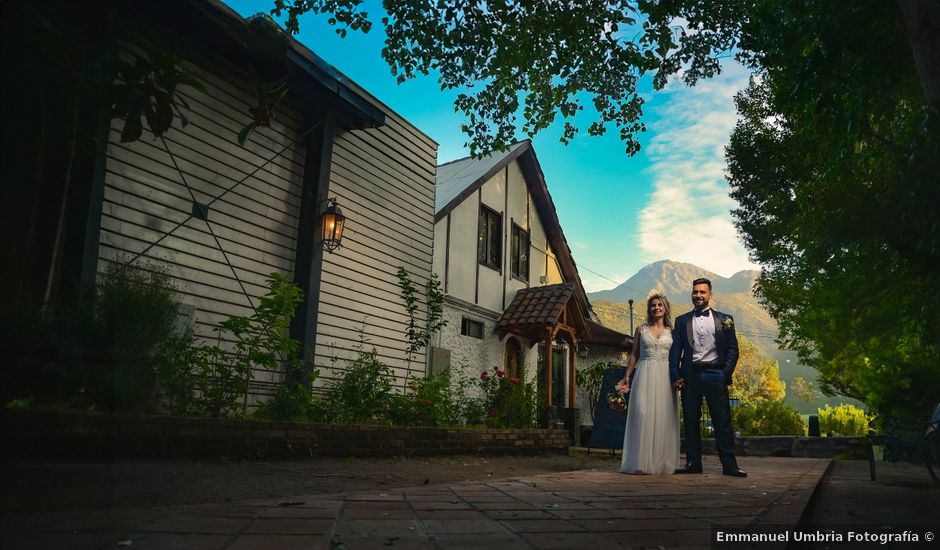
[619,326,680,475]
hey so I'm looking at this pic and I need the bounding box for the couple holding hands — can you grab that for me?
[616,278,747,478]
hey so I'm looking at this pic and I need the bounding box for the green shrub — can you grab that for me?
[159,272,306,418]
[253,379,316,422]
[1,262,185,413]
[386,371,463,426]
[818,404,871,436]
[475,367,539,428]
[316,347,394,424]
[733,399,806,436]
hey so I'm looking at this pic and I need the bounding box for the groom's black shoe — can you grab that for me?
[674,463,703,474]
[722,467,748,477]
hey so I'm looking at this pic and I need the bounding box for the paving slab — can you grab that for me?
[1,456,832,549]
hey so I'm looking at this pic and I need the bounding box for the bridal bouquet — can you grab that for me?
[606,392,626,411]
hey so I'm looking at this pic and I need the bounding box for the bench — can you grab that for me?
[867,403,940,482]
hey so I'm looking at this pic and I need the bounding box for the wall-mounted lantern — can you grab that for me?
[320,197,345,252]
[579,343,590,359]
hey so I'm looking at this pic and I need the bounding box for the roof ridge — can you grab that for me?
[436,140,530,168]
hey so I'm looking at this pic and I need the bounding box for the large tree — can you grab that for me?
[726,1,939,418]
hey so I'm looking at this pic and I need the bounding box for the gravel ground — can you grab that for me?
[0,451,624,514]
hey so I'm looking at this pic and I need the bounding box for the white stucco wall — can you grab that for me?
[435,298,541,393]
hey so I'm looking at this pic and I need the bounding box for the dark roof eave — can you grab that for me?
[284,45,386,128]
[196,0,386,130]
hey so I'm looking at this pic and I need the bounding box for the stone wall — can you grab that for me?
[698,435,870,458]
[0,410,571,461]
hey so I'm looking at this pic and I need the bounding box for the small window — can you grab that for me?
[510,223,529,281]
[478,206,502,271]
[461,317,484,339]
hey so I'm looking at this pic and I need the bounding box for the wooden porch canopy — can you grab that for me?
[496,284,591,408]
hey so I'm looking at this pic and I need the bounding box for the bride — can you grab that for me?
[617,293,680,475]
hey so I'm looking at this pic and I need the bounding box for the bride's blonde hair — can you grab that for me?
[645,293,672,329]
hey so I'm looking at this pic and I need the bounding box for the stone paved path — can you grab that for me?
[1,456,829,549]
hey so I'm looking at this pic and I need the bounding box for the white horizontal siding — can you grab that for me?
[98,48,306,404]
[315,113,437,388]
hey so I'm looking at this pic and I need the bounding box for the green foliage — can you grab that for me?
[475,368,538,429]
[395,267,447,364]
[316,347,395,424]
[109,46,205,142]
[726,1,940,420]
[576,362,610,423]
[159,272,305,418]
[386,371,463,427]
[0,263,186,412]
[729,337,785,404]
[790,376,817,404]
[269,0,747,156]
[732,399,806,436]
[818,404,872,437]
[253,379,316,423]
[238,70,290,146]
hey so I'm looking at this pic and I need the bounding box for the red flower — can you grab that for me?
[495,368,505,378]
[509,376,522,385]
[487,411,497,417]
[480,371,490,381]
[424,399,434,405]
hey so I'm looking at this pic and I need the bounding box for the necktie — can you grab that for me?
[694,309,711,317]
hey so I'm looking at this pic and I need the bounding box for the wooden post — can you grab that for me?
[544,329,554,406]
[569,335,577,409]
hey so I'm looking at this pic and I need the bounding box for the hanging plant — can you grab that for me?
[238,70,290,146]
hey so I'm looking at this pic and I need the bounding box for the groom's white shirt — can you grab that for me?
[692,309,718,363]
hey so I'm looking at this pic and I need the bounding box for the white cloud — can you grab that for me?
[637,62,759,277]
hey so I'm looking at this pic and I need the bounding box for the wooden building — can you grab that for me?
[3,0,436,404]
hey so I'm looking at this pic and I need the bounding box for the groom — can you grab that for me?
[669,278,747,477]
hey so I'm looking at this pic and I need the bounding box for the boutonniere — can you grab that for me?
[721,317,734,330]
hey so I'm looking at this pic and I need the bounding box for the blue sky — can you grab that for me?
[225,1,758,299]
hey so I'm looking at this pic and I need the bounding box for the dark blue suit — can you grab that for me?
[668,309,740,470]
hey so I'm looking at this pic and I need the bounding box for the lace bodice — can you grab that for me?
[638,326,672,362]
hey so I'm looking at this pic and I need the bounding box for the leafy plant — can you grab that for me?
[253,379,317,422]
[110,46,205,143]
[316,347,394,424]
[0,262,186,413]
[386,371,462,427]
[576,362,609,423]
[732,399,806,436]
[159,272,305,418]
[238,70,290,145]
[818,404,872,437]
[395,267,447,366]
[475,367,538,428]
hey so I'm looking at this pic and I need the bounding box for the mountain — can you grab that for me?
[588,260,771,341]
[589,260,757,302]
[587,260,858,413]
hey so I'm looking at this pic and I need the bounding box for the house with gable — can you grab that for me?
[431,141,631,430]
